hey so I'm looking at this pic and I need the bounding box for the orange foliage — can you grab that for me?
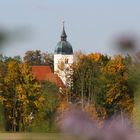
[88,53,102,62]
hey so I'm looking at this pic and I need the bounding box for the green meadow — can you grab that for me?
[0,133,83,140]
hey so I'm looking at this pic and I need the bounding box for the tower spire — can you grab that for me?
[61,21,67,41]
[63,21,65,28]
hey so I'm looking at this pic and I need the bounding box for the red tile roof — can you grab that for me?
[45,73,65,88]
[32,66,52,81]
[32,66,65,88]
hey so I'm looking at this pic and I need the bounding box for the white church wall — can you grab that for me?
[54,54,73,72]
[54,54,73,85]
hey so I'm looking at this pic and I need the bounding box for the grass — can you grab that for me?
[0,133,84,140]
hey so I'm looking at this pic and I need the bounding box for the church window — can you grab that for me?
[65,58,68,64]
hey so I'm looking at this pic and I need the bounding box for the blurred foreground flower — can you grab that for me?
[0,26,31,53]
[60,108,139,140]
[113,33,139,56]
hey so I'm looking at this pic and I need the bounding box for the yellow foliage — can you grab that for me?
[0,60,43,131]
[88,53,101,62]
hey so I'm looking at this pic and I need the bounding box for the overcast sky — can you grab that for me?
[0,0,140,57]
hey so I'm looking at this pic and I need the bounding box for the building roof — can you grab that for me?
[55,24,73,55]
[55,41,73,55]
[61,25,67,41]
[45,73,65,88]
[32,66,65,88]
[32,66,52,81]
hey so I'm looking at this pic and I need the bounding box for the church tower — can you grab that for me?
[54,23,73,85]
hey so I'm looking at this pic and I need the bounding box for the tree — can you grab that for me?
[28,81,59,132]
[23,50,54,70]
[96,55,134,119]
[42,52,54,71]
[73,53,110,107]
[72,53,134,121]
[0,59,43,131]
[23,50,42,65]
[127,58,140,125]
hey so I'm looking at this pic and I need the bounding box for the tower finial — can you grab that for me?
[61,21,67,41]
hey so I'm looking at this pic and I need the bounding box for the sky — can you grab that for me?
[0,0,140,57]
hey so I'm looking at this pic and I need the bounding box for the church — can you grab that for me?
[32,24,73,88]
[54,23,73,85]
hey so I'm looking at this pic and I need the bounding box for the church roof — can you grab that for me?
[32,66,52,81]
[61,25,67,40]
[55,41,73,55]
[45,73,65,88]
[32,66,65,88]
[55,24,73,55]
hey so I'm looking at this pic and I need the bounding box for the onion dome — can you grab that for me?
[55,23,73,55]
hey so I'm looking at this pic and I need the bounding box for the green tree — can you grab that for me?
[29,81,59,132]
[23,50,42,65]
[127,59,140,125]
[23,50,54,70]
[42,52,54,71]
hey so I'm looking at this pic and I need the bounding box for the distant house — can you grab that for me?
[32,66,65,88]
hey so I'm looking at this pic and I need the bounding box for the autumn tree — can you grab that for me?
[96,55,134,119]
[73,53,109,107]
[0,59,43,131]
[72,53,134,121]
